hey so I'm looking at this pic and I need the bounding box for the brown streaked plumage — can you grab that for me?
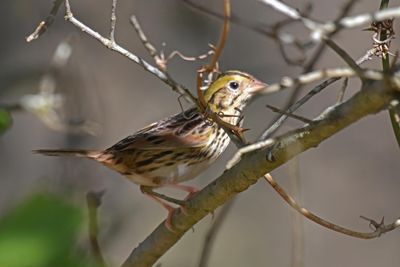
[34,70,267,229]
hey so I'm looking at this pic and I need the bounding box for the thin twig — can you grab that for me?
[259,0,359,139]
[63,0,197,105]
[198,200,235,267]
[259,67,383,95]
[167,48,215,63]
[208,0,230,71]
[324,39,364,77]
[259,47,378,140]
[130,15,172,73]
[337,77,349,103]
[181,0,311,66]
[259,0,400,42]
[181,0,274,38]
[197,0,231,110]
[26,0,65,42]
[86,190,108,267]
[266,104,312,123]
[264,174,400,239]
[288,159,304,267]
[378,0,400,147]
[110,0,118,43]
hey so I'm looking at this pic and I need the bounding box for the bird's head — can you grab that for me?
[203,70,267,123]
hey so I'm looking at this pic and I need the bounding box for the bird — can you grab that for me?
[34,70,267,229]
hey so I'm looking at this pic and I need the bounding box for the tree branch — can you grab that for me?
[63,0,196,105]
[259,0,360,138]
[26,0,65,42]
[264,174,400,239]
[259,47,378,140]
[258,0,400,42]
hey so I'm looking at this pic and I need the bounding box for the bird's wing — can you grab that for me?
[107,108,215,151]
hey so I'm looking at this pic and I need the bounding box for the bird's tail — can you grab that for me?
[33,149,101,158]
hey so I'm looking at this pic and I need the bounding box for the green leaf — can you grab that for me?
[0,108,12,134]
[0,194,88,267]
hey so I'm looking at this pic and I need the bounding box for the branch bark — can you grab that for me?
[121,74,399,267]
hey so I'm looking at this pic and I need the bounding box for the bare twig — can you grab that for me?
[377,0,400,147]
[207,0,230,71]
[181,0,311,66]
[259,47,378,140]
[324,39,364,77]
[258,0,400,42]
[181,0,272,37]
[266,104,312,123]
[260,67,383,95]
[86,190,108,267]
[130,15,167,70]
[264,174,400,239]
[196,0,231,110]
[258,0,309,21]
[260,0,359,139]
[26,0,65,42]
[198,200,235,267]
[337,78,349,103]
[110,0,118,43]
[288,159,304,267]
[63,0,197,105]
[167,48,215,63]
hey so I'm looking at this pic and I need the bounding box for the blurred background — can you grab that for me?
[0,0,399,266]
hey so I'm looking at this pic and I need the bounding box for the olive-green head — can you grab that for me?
[203,70,267,118]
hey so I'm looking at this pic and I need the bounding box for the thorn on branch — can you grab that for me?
[360,216,386,235]
[368,19,396,59]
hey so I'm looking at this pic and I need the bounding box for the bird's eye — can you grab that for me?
[228,81,239,90]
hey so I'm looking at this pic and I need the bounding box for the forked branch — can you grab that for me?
[63,0,197,104]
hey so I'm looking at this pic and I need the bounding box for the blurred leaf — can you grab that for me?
[0,194,89,267]
[0,108,12,134]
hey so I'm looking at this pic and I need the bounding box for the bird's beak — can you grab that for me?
[247,78,268,94]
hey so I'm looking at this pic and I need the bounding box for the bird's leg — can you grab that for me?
[165,183,199,200]
[140,185,186,205]
[164,184,200,216]
[140,185,180,231]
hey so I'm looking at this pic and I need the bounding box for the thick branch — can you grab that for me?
[121,76,398,267]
